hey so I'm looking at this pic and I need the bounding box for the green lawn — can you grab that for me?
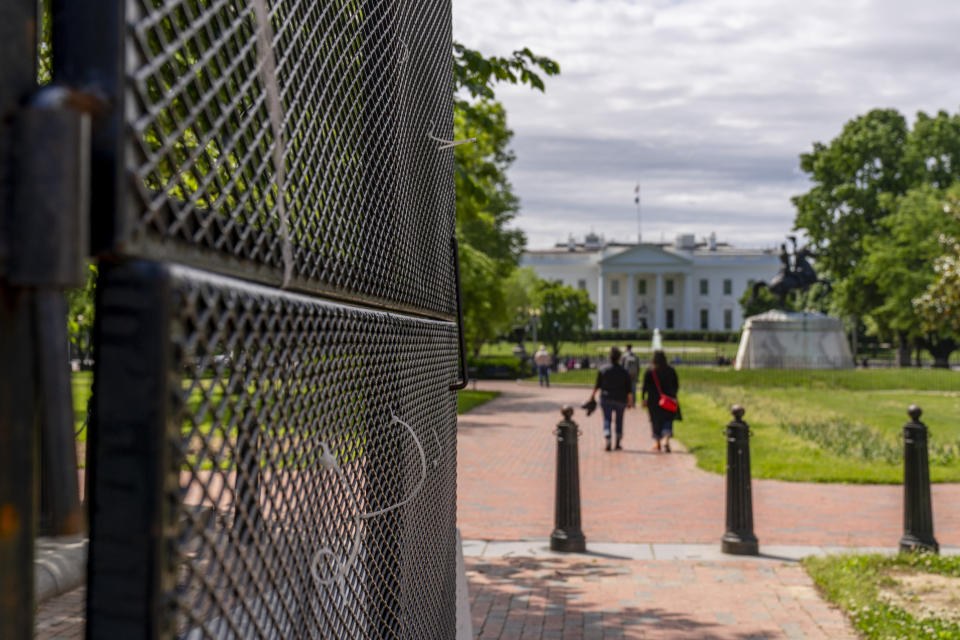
[479,339,738,359]
[457,390,500,414]
[804,553,960,639]
[542,367,960,483]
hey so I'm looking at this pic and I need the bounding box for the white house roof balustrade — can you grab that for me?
[521,232,781,331]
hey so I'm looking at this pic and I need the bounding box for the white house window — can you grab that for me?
[665,309,675,329]
[699,279,709,295]
[700,309,709,329]
[723,279,733,295]
[578,279,587,290]
[611,279,620,296]
[611,309,620,328]
[637,279,646,295]
[665,278,674,295]
[724,309,733,330]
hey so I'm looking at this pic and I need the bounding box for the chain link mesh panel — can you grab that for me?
[121,0,455,317]
[88,262,458,638]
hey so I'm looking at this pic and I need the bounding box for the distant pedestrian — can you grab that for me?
[641,350,681,452]
[534,345,552,387]
[621,344,640,400]
[587,346,634,451]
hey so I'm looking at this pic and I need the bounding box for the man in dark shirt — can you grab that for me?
[588,346,634,451]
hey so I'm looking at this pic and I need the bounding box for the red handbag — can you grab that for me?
[651,369,678,413]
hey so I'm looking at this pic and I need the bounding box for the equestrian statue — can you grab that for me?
[749,236,830,308]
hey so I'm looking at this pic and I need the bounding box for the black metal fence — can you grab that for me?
[2,0,463,637]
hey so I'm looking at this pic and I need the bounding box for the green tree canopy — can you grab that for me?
[452,42,559,355]
[793,108,960,363]
[535,280,595,358]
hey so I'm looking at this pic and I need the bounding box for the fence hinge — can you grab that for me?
[3,86,93,288]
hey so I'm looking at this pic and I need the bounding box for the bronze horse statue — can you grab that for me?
[749,237,831,308]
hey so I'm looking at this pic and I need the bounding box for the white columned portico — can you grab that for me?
[654,273,664,331]
[626,273,636,330]
[597,272,606,329]
[683,273,694,330]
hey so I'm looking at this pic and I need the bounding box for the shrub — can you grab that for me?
[589,329,741,343]
[467,355,532,379]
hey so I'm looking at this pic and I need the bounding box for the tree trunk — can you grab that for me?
[896,332,911,367]
[924,335,957,369]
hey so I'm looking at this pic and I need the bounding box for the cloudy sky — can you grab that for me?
[451,0,960,250]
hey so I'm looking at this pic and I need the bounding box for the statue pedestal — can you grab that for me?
[735,310,853,370]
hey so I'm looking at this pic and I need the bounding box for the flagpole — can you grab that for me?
[634,182,641,244]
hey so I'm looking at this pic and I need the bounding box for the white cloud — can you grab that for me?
[452,0,960,249]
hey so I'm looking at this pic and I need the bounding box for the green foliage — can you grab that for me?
[793,108,960,362]
[467,355,531,379]
[456,390,500,414]
[67,264,97,367]
[915,191,960,337]
[793,109,910,292]
[543,366,960,482]
[452,42,559,356]
[737,284,790,317]
[453,44,559,103]
[862,184,960,364]
[589,329,741,343]
[535,280,595,357]
[805,553,960,640]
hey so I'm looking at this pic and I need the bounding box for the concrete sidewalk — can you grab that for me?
[457,380,960,639]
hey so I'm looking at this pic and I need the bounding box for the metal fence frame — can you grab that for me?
[1,0,464,637]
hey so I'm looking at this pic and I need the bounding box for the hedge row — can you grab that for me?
[467,356,532,380]
[588,329,741,343]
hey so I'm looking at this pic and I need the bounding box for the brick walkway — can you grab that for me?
[458,381,960,547]
[35,586,84,640]
[457,380,960,639]
[467,556,856,640]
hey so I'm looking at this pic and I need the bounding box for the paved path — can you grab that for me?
[457,380,960,639]
[458,381,960,548]
[466,555,856,640]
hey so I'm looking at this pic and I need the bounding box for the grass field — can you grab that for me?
[71,372,498,434]
[804,553,960,639]
[457,390,500,414]
[479,339,738,359]
[542,367,960,483]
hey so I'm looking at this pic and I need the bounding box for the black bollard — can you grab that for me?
[900,405,939,553]
[550,406,586,552]
[721,405,758,555]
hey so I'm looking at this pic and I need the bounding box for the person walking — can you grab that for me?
[621,344,640,402]
[641,350,681,452]
[534,345,552,387]
[587,346,634,451]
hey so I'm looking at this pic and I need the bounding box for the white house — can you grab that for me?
[521,232,782,331]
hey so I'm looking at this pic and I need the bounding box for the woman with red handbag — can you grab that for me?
[641,350,681,452]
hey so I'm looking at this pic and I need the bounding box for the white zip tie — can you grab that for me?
[309,411,430,589]
[427,121,475,151]
[252,0,293,288]
[426,131,476,151]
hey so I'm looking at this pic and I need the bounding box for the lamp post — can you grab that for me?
[530,308,540,351]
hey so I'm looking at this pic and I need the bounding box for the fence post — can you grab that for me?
[721,405,758,555]
[550,406,586,552]
[900,405,938,553]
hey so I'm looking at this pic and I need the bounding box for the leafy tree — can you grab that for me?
[793,108,960,364]
[535,280,595,358]
[452,42,559,355]
[67,264,97,368]
[792,109,910,320]
[861,185,960,366]
[914,189,960,360]
[738,285,790,318]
